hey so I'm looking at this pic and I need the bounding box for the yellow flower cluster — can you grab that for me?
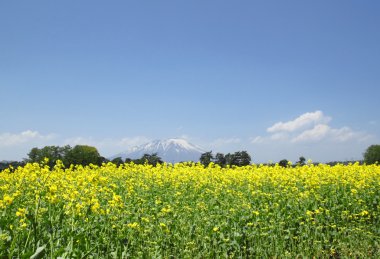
[0,161,379,257]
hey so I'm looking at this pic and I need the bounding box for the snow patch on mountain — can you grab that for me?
[110,138,205,163]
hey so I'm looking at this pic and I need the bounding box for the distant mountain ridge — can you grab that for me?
[110,138,206,163]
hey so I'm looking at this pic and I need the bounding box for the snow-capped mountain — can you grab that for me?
[110,138,206,163]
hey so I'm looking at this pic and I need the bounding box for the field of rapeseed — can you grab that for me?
[0,161,379,258]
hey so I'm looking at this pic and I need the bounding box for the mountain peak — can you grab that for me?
[110,138,205,163]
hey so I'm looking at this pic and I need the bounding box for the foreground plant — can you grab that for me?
[0,161,379,257]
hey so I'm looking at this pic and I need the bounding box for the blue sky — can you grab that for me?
[1,1,379,162]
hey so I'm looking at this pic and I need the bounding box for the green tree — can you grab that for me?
[363,145,380,164]
[233,151,251,166]
[279,159,289,167]
[65,145,102,166]
[297,156,306,166]
[224,153,235,166]
[225,151,251,166]
[200,151,213,167]
[99,156,109,164]
[214,153,226,167]
[0,161,25,172]
[125,158,133,163]
[133,158,144,165]
[141,153,163,166]
[27,145,71,168]
[111,157,124,166]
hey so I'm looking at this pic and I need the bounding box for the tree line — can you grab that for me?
[0,145,166,171]
[199,151,251,167]
[26,145,166,168]
[1,144,379,172]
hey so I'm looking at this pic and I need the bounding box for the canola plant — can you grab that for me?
[0,161,379,257]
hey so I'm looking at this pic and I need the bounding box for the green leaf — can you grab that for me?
[30,245,46,259]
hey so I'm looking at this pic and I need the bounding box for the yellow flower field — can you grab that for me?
[0,161,379,257]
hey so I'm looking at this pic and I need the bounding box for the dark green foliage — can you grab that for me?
[65,145,102,166]
[99,156,109,164]
[200,151,213,167]
[325,160,362,166]
[25,145,105,167]
[279,159,289,167]
[124,158,133,163]
[129,153,163,166]
[364,145,380,164]
[140,153,163,166]
[297,156,306,166]
[224,153,234,166]
[111,157,124,166]
[200,151,251,167]
[230,151,251,166]
[0,161,26,172]
[214,153,226,166]
[26,145,71,167]
[225,151,251,166]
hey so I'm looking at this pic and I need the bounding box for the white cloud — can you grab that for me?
[63,136,94,146]
[267,110,331,133]
[291,124,330,143]
[0,131,153,161]
[248,110,376,162]
[251,133,289,144]
[251,136,264,144]
[262,110,372,144]
[63,136,150,149]
[330,127,372,143]
[270,132,289,141]
[0,130,56,147]
[291,125,372,143]
[330,127,355,142]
